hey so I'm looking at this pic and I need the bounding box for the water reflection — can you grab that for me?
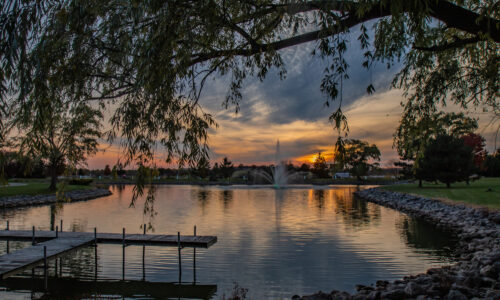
[0,185,458,299]
[335,192,381,229]
[196,189,211,214]
[219,190,234,210]
[0,277,217,299]
[396,216,457,258]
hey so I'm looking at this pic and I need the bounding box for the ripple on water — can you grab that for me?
[0,185,458,299]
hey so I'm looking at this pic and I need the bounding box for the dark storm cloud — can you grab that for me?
[199,24,401,127]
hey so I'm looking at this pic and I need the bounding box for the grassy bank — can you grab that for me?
[0,182,92,197]
[383,177,500,210]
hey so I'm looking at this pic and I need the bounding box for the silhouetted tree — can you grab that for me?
[482,150,500,177]
[220,157,234,178]
[394,161,413,180]
[299,163,310,172]
[334,139,381,180]
[103,164,111,176]
[16,101,102,191]
[313,152,329,178]
[194,157,210,179]
[415,134,474,188]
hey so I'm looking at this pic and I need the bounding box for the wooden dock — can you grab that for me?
[0,228,217,280]
[0,235,94,279]
[0,230,217,248]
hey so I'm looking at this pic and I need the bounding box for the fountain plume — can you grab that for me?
[251,139,292,188]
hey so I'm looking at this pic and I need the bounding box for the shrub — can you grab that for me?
[68,178,93,185]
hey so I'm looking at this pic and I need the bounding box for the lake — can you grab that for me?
[0,185,457,299]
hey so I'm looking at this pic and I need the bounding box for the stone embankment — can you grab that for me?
[294,188,500,300]
[0,188,111,209]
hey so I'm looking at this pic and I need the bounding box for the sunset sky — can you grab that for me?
[87,26,498,170]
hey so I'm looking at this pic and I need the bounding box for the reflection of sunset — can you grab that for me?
[0,185,457,298]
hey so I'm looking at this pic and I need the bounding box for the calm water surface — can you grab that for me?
[0,185,457,299]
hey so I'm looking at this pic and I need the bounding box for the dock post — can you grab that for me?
[43,246,47,270]
[43,246,47,290]
[193,225,197,283]
[56,226,59,238]
[122,227,125,281]
[94,227,98,281]
[142,223,146,281]
[55,256,58,277]
[178,231,182,283]
[5,221,9,254]
[32,226,35,245]
[60,220,63,232]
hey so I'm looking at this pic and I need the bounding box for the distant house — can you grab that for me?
[333,172,350,179]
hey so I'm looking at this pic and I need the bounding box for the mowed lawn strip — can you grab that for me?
[383,177,500,210]
[0,183,91,198]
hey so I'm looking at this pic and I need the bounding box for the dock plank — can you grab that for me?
[0,236,94,279]
[0,230,217,248]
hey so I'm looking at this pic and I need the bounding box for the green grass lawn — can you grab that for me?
[0,182,92,197]
[383,177,500,210]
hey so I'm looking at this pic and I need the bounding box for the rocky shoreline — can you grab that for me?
[0,188,112,209]
[294,188,500,300]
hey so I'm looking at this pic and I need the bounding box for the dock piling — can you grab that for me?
[94,227,98,280]
[122,228,125,281]
[32,226,35,245]
[56,226,58,238]
[178,231,182,283]
[43,246,47,289]
[193,225,197,284]
[6,221,9,231]
[142,223,146,281]
[60,220,63,232]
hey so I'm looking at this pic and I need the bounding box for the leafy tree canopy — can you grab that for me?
[334,138,380,180]
[0,0,498,168]
[14,98,102,190]
[394,112,478,162]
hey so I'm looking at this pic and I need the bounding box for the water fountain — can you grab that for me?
[251,140,292,188]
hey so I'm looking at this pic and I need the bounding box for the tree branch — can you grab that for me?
[190,4,392,65]
[413,36,483,52]
[190,0,499,66]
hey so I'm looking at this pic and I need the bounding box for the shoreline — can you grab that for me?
[97,180,399,186]
[295,188,500,299]
[0,188,112,209]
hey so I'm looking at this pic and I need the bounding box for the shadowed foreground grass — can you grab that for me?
[0,182,91,197]
[383,177,500,210]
